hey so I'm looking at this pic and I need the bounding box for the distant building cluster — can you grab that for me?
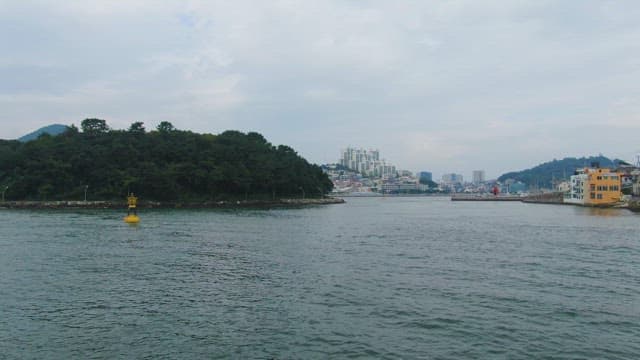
[329,147,495,195]
[339,147,396,178]
[330,148,640,205]
[441,173,463,184]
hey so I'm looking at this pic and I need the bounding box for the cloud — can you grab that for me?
[2,1,640,178]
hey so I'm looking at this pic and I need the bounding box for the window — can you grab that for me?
[597,194,603,199]
[590,184,596,191]
[590,192,596,199]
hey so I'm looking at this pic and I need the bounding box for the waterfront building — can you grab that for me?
[557,181,571,193]
[381,182,425,193]
[472,170,485,184]
[564,167,621,205]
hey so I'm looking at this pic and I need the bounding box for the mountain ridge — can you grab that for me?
[18,124,69,142]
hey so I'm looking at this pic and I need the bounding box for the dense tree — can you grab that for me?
[80,118,109,134]
[0,121,333,201]
[156,121,175,133]
[128,122,145,133]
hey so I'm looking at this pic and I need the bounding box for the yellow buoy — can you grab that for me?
[124,214,140,223]
[124,193,140,223]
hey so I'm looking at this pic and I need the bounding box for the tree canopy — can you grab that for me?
[0,120,333,201]
[80,118,109,134]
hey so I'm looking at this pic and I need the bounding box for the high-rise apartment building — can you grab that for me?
[339,147,396,178]
[472,170,485,184]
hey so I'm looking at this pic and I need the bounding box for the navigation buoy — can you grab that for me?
[124,193,140,223]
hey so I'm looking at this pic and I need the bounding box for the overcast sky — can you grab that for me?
[2,1,639,179]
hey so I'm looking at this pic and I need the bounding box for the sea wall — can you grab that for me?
[451,194,522,201]
[522,192,565,204]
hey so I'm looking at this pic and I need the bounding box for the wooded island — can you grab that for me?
[0,119,333,202]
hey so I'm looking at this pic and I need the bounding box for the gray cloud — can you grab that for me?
[2,1,640,179]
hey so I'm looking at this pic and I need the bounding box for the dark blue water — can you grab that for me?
[1,197,639,359]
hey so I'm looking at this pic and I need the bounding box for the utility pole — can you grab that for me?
[2,186,8,202]
[84,185,88,202]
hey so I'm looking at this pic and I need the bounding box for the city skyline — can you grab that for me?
[2,1,640,178]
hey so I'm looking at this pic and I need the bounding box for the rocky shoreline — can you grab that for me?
[628,199,640,212]
[0,197,345,210]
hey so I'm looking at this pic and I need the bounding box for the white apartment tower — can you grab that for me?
[472,170,486,184]
[340,147,396,178]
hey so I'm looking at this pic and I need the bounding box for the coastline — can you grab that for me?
[628,199,640,212]
[451,192,640,211]
[0,197,345,210]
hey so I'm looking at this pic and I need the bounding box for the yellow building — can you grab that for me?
[565,168,621,206]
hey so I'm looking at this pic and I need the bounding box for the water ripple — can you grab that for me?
[1,199,640,358]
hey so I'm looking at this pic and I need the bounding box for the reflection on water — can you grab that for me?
[575,206,625,217]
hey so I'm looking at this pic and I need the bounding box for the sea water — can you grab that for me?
[1,197,639,359]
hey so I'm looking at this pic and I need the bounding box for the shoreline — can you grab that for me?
[0,197,345,210]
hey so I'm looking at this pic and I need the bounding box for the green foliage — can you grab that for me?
[0,121,333,201]
[128,122,145,133]
[81,118,109,134]
[157,121,175,133]
[498,156,620,188]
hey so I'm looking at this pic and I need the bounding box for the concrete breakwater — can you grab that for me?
[452,192,565,204]
[451,194,523,201]
[0,197,345,209]
[521,192,565,204]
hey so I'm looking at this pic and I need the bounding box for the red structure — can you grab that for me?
[492,186,500,196]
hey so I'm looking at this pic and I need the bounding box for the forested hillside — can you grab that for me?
[0,119,332,201]
[498,155,621,189]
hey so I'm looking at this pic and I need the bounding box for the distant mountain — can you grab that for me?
[498,156,622,189]
[18,124,69,142]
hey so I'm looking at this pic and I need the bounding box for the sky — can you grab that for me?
[2,1,640,180]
